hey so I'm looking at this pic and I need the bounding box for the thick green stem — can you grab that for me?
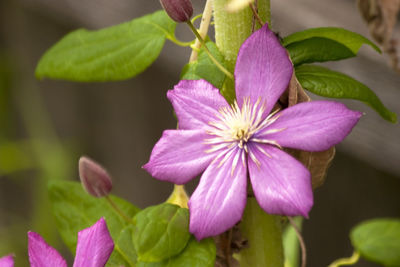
[213,0,270,103]
[212,1,282,266]
[236,198,284,267]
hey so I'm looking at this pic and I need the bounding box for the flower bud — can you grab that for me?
[79,156,112,198]
[160,0,193,23]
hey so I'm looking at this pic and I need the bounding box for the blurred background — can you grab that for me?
[0,0,399,266]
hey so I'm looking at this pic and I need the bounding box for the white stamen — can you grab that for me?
[248,149,261,167]
[231,150,241,176]
[205,97,284,168]
[218,147,236,168]
[256,145,272,158]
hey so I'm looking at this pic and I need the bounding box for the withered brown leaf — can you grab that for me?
[285,74,336,189]
[358,0,400,73]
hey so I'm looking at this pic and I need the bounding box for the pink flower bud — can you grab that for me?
[160,0,193,23]
[79,156,112,198]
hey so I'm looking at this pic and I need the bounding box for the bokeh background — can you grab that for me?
[0,0,399,266]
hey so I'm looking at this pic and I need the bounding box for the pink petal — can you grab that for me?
[0,255,14,267]
[189,148,247,240]
[256,101,362,151]
[73,217,114,267]
[235,23,293,116]
[143,129,215,184]
[167,80,229,130]
[247,144,313,217]
[28,232,67,267]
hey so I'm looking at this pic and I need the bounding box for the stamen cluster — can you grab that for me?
[205,97,283,154]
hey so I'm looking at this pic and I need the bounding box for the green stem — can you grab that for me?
[212,1,282,266]
[166,35,194,47]
[328,251,361,267]
[213,0,270,103]
[213,0,269,70]
[186,21,234,79]
[265,0,271,25]
[287,217,306,267]
[236,198,284,267]
[191,13,203,24]
[105,196,135,224]
[189,0,213,62]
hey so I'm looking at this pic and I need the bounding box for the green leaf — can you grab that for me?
[285,37,355,66]
[137,237,216,267]
[350,218,400,266]
[48,180,140,265]
[181,42,226,89]
[0,140,34,175]
[36,10,176,81]
[133,203,190,263]
[295,65,397,123]
[107,225,137,267]
[167,237,215,267]
[283,27,380,66]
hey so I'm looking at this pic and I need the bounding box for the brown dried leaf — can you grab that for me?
[288,148,335,189]
[357,0,400,73]
[285,74,335,189]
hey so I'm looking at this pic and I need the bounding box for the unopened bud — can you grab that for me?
[160,0,193,23]
[79,156,112,198]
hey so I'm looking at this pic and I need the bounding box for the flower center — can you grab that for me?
[205,97,282,154]
[230,116,252,148]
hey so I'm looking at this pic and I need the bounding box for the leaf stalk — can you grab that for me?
[186,20,234,79]
[105,196,135,225]
[328,251,361,267]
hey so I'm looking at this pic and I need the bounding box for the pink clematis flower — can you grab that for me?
[0,255,14,267]
[144,24,361,240]
[28,218,114,267]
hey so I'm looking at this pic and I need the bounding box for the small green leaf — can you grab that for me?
[107,225,137,267]
[181,41,226,89]
[283,27,380,66]
[133,203,190,263]
[285,37,355,66]
[36,10,176,81]
[48,180,139,264]
[137,237,216,267]
[295,65,397,123]
[350,218,400,266]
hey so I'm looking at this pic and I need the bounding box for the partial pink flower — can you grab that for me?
[0,255,14,267]
[144,24,362,240]
[28,218,114,267]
